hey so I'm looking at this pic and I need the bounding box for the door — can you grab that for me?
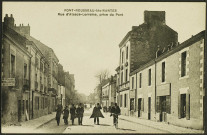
[148,97,151,120]
[138,98,142,117]
[181,94,186,118]
[18,100,21,122]
[160,96,166,122]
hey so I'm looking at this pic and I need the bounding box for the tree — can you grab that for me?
[94,69,111,104]
[95,69,110,84]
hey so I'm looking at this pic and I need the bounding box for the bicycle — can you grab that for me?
[111,113,118,129]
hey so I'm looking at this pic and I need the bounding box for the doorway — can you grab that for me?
[160,96,166,122]
[138,98,142,117]
[18,100,21,122]
[148,97,151,120]
[181,94,186,118]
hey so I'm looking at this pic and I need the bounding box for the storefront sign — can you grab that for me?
[1,78,15,86]
[129,90,135,98]
[157,83,171,96]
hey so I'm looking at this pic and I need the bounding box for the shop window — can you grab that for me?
[181,51,187,77]
[124,94,127,107]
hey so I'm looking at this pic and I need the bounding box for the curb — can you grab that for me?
[35,118,55,129]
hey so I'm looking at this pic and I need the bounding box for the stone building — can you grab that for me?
[2,14,32,123]
[130,30,205,129]
[116,10,178,116]
[57,64,66,106]
[24,35,59,113]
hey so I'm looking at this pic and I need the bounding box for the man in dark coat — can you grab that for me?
[63,106,69,125]
[56,104,63,126]
[70,104,76,125]
[90,103,104,125]
[110,103,121,125]
[76,103,84,125]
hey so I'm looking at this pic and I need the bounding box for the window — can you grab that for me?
[124,94,127,107]
[121,72,123,84]
[24,63,27,79]
[11,54,15,77]
[181,51,187,77]
[125,69,128,82]
[139,73,142,88]
[148,69,151,86]
[126,46,128,59]
[132,77,134,89]
[162,62,165,82]
[122,51,124,63]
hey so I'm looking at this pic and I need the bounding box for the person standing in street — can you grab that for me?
[76,103,84,125]
[90,103,104,125]
[56,104,63,126]
[63,105,69,125]
[70,104,76,125]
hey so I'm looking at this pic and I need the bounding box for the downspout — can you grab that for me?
[154,59,157,119]
[29,56,31,120]
[135,72,137,112]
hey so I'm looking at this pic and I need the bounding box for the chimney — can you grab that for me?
[4,14,14,28]
[144,11,166,25]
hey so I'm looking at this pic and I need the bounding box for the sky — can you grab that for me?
[2,2,206,96]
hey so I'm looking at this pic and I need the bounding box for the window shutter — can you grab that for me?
[186,93,190,120]
[156,96,160,113]
[166,96,171,114]
[178,93,181,119]
[141,98,144,111]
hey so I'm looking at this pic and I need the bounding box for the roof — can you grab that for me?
[130,30,205,75]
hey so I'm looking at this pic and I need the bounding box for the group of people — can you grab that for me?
[55,103,84,126]
[55,102,121,126]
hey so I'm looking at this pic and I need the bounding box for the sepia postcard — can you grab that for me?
[1,1,206,134]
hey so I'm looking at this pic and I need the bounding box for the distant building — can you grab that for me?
[101,75,117,110]
[116,10,178,116]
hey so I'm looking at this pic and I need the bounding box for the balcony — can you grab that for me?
[102,95,109,100]
[35,81,38,91]
[119,81,130,91]
[23,79,30,91]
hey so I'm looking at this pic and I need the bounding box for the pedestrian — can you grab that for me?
[110,103,121,126]
[90,103,104,125]
[70,104,76,125]
[76,103,84,125]
[56,104,63,126]
[63,105,69,125]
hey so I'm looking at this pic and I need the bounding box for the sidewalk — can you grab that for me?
[105,113,204,134]
[2,112,56,133]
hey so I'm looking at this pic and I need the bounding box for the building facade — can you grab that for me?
[2,14,32,123]
[1,14,75,124]
[130,31,205,129]
[116,10,178,116]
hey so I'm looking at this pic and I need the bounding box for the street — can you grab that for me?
[34,108,168,133]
